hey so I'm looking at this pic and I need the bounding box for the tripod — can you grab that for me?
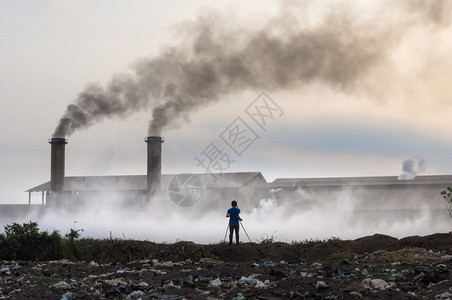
[224,221,252,243]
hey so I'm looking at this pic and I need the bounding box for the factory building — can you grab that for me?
[16,137,452,223]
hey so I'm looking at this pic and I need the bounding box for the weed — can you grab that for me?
[258,232,278,244]
[291,236,342,246]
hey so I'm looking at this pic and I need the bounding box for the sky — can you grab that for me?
[2,0,452,208]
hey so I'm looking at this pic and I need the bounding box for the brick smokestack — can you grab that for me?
[145,136,163,197]
[49,137,67,205]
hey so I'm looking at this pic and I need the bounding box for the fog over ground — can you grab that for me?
[1,0,452,240]
[6,187,449,244]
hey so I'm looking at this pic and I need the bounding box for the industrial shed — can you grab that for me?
[25,172,267,210]
[25,172,452,212]
[260,175,452,210]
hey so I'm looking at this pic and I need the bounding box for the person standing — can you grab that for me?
[226,200,241,245]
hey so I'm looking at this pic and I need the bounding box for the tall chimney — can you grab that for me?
[145,136,163,197]
[49,137,67,205]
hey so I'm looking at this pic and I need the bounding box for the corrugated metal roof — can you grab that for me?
[25,172,266,192]
[269,175,452,187]
[26,173,452,192]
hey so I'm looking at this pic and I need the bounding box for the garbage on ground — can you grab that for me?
[0,237,451,299]
[262,260,277,267]
[239,276,258,285]
[60,292,71,300]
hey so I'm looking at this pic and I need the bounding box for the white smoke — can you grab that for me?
[398,156,427,180]
[1,183,449,244]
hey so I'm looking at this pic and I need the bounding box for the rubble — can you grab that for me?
[0,233,450,299]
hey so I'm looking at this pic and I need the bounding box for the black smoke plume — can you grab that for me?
[52,1,451,138]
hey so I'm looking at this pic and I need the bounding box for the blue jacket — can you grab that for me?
[227,207,241,224]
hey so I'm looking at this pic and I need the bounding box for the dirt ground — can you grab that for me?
[1,233,451,299]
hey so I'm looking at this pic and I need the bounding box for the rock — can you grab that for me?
[8,289,21,296]
[157,261,175,267]
[270,268,289,278]
[195,288,210,295]
[89,261,99,267]
[199,258,218,265]
[370,279,387,289]
[367,250,387,258]
[413,272,425,282]
[316,281,328,289]
[361,278,371,289]
[53,281,70,289]
[69,280,85,288]
[137,281,149,289]
[127,290,146,299]
[349,291,362,298]
[104,279,127,287]
[210,278,222,287]
[163,281,181,289]
[385,282,397,289]
[436,292,452,300]
[105,287,121,297]
[311,262,322,267]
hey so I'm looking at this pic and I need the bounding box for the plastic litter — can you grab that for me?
[192,275,216,283]
[262,260,277,267]
[127,290,146,299]
[210,278,222,287]
[239,276,258,285]
[60,292,71,300]
[0,267,10,275]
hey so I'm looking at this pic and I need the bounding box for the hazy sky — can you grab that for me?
[2,0,452,205]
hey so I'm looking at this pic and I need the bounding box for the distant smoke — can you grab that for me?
[398,156,427,180]
[404,0,452,26]
[52,0,452,138]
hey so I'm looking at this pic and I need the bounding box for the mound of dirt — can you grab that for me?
[86,240,217,263]
[85,233,452,264]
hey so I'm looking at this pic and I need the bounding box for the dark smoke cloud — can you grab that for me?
[404,0,452,27]
[398,156,427,180]
[53,0,451,138]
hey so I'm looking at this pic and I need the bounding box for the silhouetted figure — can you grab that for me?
[226,200,241,245]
